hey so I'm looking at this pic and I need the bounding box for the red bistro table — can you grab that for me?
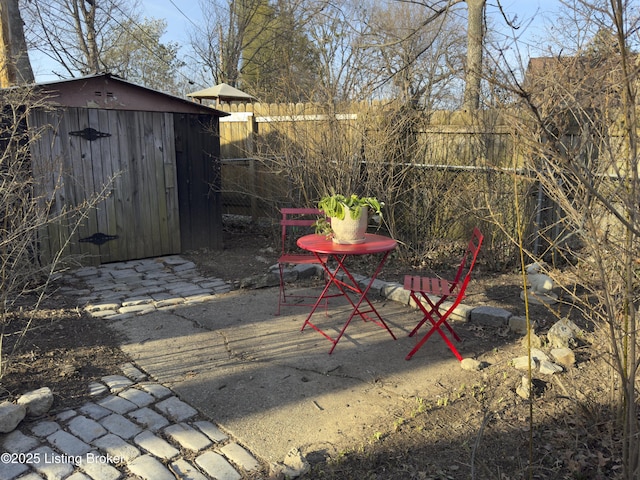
[296,233,398,353]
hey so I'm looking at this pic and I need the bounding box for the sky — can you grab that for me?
[29,0,564,84]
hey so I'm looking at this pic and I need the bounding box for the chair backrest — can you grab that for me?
[450,227,484,296]
[280,208,323,255]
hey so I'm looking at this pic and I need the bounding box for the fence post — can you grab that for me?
[250,157,258,220]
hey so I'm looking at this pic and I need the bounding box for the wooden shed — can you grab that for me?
[27,73,228,265]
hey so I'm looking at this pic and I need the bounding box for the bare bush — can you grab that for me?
[505,1,640,475]
[0,87,110,379]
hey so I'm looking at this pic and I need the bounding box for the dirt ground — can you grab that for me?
[0,217,621,479]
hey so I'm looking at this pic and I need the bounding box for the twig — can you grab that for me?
[470,410,491,480]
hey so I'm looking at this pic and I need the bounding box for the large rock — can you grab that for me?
[470,306,511,326]
[240,271,280,289]
[17,387,54,416]
[0,401,26,433]
[547,318,582,348]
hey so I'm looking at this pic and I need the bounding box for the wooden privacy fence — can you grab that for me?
[217,102,522,219]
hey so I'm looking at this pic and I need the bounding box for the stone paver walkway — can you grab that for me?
[1,256,264,480]
[60,256,234,320]
[1,364,262,480]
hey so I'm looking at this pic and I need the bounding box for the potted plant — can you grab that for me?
[316,193,383,244]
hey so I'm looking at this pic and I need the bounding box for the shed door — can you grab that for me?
[30,107,181,265]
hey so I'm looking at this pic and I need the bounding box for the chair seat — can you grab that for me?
[404,275,455,297]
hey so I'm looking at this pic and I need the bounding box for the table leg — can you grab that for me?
[301,251,396,353]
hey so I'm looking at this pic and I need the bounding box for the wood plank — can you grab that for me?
[112,109,134,261]
[66,108,100,263]
[102,109,125,262]
[139,110,160,257]
[128,111,146,259]
[173,113,193,250]
[162,112,180,253]
[95,108,118,261]
[146,111,163,257]
[86,107,110,261]
[174,113,223,251]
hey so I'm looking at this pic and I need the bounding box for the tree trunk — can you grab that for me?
[463,0,485,110]
[0,0,34,87]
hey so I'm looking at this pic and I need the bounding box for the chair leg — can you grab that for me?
[406,318,463,361]
[406,293,463,361]
[276,264,286,316]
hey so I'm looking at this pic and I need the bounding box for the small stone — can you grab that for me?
[88,382,108,397]
[129,454,176,480]
[134,431,179,460]
[170,459,209,480]
[46,430,91,456]
[383,283,411,305]
[539,360,563,375]
[193,420,228,443]
[155,396,197,421]
[0,401,26,433]
[512,356,537,370]
[520,332,543,349]
[509,316,537,334]
[195,451,241,480]
[68,415,107,442]
[29,420,60,437]
[93,433,141,462]
[551,347,576,368]
[516,376,531,399]
[128,407,169,431]
[17,387,54,416]
[219,443,260,471]
[270,447,310,479]
[101,375,134,392]
[294,263,320,280]
[530,348,549,362]
[100,413,142,439]
[120,362,148,381]
[1,429,40,453]
[164,423,212,451]
[460,358,483,371]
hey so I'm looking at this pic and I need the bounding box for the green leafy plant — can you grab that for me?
[317,194,383,220]
[314,194,383,235]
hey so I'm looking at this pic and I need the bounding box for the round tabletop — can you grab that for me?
[297,233,397,255]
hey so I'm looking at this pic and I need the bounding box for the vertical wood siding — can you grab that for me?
[30,107,181,265]
[173,113,223,251]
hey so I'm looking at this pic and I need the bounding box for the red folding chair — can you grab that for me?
[403,227,484,361]
[276,208,329,315]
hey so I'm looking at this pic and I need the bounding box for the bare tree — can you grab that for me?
[101,18,184,94]
[494,0,640,476]
[191,0,274,87]
[463,0,484,109]
[364,0,466,109]
[0,0,34,86]
[22,0,184,91]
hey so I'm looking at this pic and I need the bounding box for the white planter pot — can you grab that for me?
[331,206,368,244]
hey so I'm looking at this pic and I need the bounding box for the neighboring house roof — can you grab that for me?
[23,73,229,116]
